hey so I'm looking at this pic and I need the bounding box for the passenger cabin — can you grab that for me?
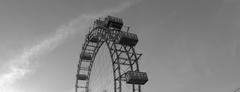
[89,36,99,42]
[104,16,123,30]
[80,52,92,60]
[94,19,105,27]
[125,71,148,85]
[116,32,138,47]
[77,74,88,80]
[88,33,99,43]
[87,32,100,43]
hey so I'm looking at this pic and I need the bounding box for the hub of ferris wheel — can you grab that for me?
[75,16,149,92]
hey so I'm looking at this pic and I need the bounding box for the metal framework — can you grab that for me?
[75,16,144,92]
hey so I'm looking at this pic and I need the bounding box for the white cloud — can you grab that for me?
[0,12,91,92]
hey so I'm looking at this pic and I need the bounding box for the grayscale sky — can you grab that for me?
[0,0,240,92]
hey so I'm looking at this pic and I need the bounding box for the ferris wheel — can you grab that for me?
[75,16,148,92]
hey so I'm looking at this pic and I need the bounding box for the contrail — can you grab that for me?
[0,0,137,92]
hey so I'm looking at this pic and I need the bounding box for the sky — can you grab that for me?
[0,0,240,92]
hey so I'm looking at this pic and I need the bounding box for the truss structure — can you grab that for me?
[75,16,147,92]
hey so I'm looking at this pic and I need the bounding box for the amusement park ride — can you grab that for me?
[75,16,148,92]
